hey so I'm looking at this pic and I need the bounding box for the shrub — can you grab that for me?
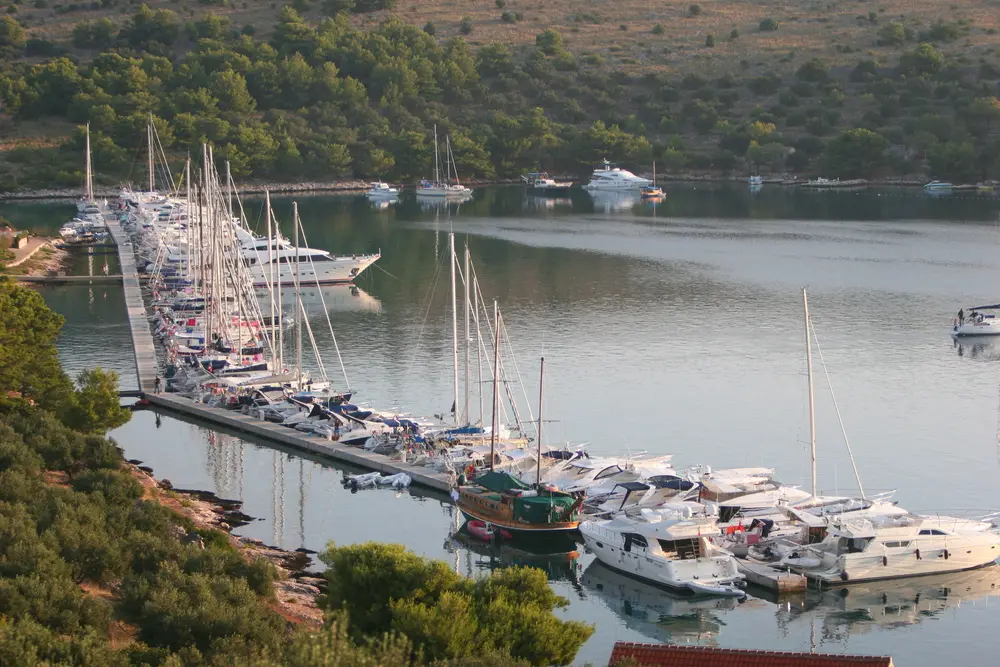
[796,58,829,82]
[877,21,906,46]
[652,23,664,34]
[730,28,739,39]
[759,18,778,31]
[501,11,515,23]
[460,17,472,34]
[423,21,435,35]
[688,4,701,16]
[705,33,715,47]
[494,0,503,7]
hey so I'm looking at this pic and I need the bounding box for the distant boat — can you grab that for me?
[364,181,399,199]
[416,125,473,200]
[583,159,652,190]
[952,305,1000,337]
[522,171,573,195]
[802,177,867,189]
[639,161,664,198]
[924,180,953,192]
[748,175,763,186]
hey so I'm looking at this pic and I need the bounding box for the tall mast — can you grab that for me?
[84,123,93,202]
[225,160,233,221]
[433,124,441,185]
[449,232,459,424]
[490,301,501,471]
[266,191,275,365]
[184,158,191,281]
[275,208,284,371]
[536,356,545,486]
[293,202,302,389]
[463,242,471,425]
[803,288,817,498]
[147,115,154,193]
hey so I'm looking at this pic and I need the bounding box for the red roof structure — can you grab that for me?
[608,643,894,667]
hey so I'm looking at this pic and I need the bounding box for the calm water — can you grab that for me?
[28,184,1000,665]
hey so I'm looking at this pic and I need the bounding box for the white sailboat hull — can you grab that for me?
[952,320,1000,337]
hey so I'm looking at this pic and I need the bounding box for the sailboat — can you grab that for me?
[76,123,100,215]
[416,126,473,200]
[640,162,664,198]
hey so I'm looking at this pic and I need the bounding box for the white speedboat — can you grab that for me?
[952,307,1000,337]
[522,171,573,194]
[924,180,953,193]
[364,182,399,198]
[779,513,1000,584]
[582,159,652,190]
[748,175,763,186]
[580,513,746,597]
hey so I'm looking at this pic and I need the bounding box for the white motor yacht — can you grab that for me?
[778,513,1000,584]
[580,512,746,597]
[365,182,399,198]
[582,159,652,190]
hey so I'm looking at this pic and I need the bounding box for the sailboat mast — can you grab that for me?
[225,161,233,221]
[147,117,154,193]
[184,158,191,281]
[803,288,817,498]
[275,210,284,371]
[266,191,275,364]
[293,202,302,389]
[490,301,501,472]
[463,243,471,425]
[536,356,545,485]
[84,123,93,202]
[449,233,460,424]
[433,125,441,184]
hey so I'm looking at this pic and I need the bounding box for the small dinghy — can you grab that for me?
[467,520,512,542]
[687,580,746,598]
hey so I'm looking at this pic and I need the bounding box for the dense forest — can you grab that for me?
[1,3,1000,189]
[0,276,592,666]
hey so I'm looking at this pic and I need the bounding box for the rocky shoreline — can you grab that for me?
[124,460,325,627]
[0,175,936,201]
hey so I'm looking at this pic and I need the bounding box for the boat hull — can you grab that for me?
[458,507,580,533]
[248,253,379,286]
[951,322,1000,337]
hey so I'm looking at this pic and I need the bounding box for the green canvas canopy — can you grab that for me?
[475,471,531,494]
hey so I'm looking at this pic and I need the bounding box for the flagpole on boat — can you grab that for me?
[536,356,544,486]
[803,287,817,499]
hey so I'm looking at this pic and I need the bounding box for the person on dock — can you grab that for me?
[958,308,965,325]
[153,375,162,394]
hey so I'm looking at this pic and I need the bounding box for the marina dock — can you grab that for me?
[737,559,808,594]
[105,208,454,493]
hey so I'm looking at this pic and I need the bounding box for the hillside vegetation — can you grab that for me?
[1,0,1000,189]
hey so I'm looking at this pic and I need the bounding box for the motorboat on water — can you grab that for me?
[583,159,652,190]
[748,175,763,186]
[522,171,573,195]
[364,182,399,198]
[580,510,746,597]
[952,306,1000,337]
[774,513,1000,585]
[924,180,953,193]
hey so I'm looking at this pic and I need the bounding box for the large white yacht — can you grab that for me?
[580,511,746,597]
[583,159,652,190]
[237,228,380,286]
[778,513,1000,584]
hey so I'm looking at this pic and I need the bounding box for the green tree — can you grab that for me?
[73,18,115,49]
[320,542,592,666]
[0,278,72,408]
[795,58,828,82]
[0,15,24,59]
[926,141,977,183]
[324,0,355,14]
[900,43,944,76]
[119,5,180,54]
[877,22,907,46]
[535,29,563,55]
[62,368,131,435]
[823,128,889,178]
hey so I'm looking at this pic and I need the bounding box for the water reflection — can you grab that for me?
[581,560,740,644]
[775,566,1000,642]
[953,337,1000,360]
[588,190,641,212]
[256,284,382,314]
[524,195,573,211]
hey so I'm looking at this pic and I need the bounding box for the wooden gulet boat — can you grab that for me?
[456,329,583,534]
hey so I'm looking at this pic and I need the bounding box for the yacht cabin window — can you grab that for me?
[919,529,949,535]
[657,538,702,560]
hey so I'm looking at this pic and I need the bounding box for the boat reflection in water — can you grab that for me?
[588,190,641,213]
[954,336,1000,360]
[444,521,581,582]
[369,197,399,211]
[580,559,744,644]
[775,566,1000,643]
[255,284,382,315]
[524,195,573,211]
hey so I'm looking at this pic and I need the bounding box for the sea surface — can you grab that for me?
[22,184,1000,666]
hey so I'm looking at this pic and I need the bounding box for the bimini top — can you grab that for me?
[967,304,1000,310]
[474,471,531,494]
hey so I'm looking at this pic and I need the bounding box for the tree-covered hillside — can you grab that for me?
[1,2,1000,189]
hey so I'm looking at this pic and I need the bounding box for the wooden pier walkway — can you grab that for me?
[146,393,453,493]
[106,213,159,394]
